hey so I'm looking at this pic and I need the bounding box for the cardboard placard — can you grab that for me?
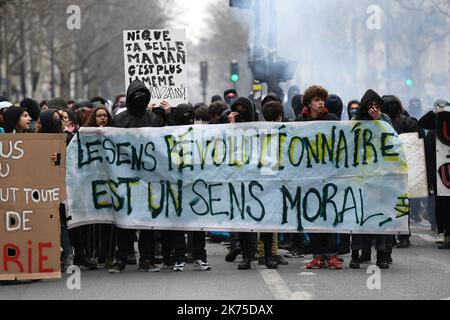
[0,134,66,280]
[123,29,188,107]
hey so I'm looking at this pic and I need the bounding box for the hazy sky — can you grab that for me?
[171,0,212,45]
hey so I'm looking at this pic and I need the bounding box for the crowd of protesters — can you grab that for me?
[0,80,449,275]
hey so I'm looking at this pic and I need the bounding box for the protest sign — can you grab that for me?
[436,106,450,196]
[123,29,188,107]
[399,133,428,198]
[0,134,66,280]
[66,121,409,235]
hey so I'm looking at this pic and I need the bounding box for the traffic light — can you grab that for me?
[405,66,413,88]
[230,60,239,82]
[200,61,208,83]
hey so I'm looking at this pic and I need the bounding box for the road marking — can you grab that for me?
[416,234,436,242]
[258,269,313,300]
[298,272,316,276]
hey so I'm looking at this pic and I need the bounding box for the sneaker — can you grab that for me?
[138,260,160,272]
[436,234,445,244]
[109,261,126,273]
[173,261,185,272]
[326,256,343,270]
[194,260,211,271]
[274,255,289,265]
[306,257,326,269]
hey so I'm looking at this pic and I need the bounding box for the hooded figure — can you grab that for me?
[347,100,360,120]
[172,103,194,125]
[356,89,391,124]
[113,80,164,128]
[39,109,63,134]
[382,95,422,136]
[3,107,28,133]
[325,94,343,120]
[230,97,256,123]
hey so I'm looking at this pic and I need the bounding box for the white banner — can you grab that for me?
[399,133,428,198]
[66,121,410,234]
[123,29,188,106]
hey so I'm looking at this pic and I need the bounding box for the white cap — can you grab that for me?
[0,101,13,111]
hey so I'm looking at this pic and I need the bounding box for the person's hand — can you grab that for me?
[64,121,75,133]
[50,152,58,162]
[228,112,239,123]
[159,101,171,114]
[368,107,381,120]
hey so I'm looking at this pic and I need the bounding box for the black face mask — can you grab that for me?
[130,91,148,110]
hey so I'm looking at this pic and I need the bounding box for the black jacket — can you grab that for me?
[419,111,436,192]
[113,80,166,128]
[295,107,339,122]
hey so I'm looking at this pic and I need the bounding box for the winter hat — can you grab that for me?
[0,101,13,111]
[3,106,27,133]
[325,94,343,120]
[261,93,282,107]
[73,99,92,110]
[47,97,68,109]
[20,98,40,121]
[211,95,223,103]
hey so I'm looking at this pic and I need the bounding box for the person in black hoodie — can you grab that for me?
[350,89,391,269]
[228,97,265,270]
[295,85,342,270]
[109,80,171,273]
[325,94,343,120]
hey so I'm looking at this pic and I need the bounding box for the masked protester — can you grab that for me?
[295,85,342,270]
[109,80,171,273]
[350,89,392,269]
[347,100,360,120]
[227,97,260,270]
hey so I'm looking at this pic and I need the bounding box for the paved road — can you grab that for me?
[1,221,449,300]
